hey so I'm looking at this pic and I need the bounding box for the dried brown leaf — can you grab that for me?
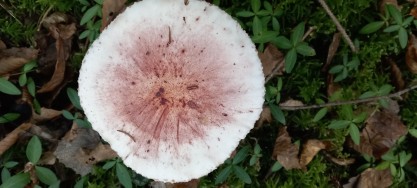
[255,107,272,128]
[272,126,301,170]
[323,151,355,166]
[299,139,327,167]
[327,74,340,97]
[54,123,117,175]
[159,179,200,188]
[406,34,417,74]
[388,59,405,90]
[0,123,32,155]
[0,40,6,49]
[410,6,417,19]
[352,111,407,159]
[322,32,341,72]
[0,48,39,76]
[280,99,304,107]
[38,23,75,93]
[31,107,62,124]
[343,168,392,188]
[101,0,127,31]
[38,151,57,165]
[42,12,69,30]
[259,44,284,78]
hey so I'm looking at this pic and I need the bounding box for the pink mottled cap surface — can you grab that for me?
[78,0,264,182]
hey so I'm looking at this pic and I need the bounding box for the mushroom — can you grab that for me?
[78,0,264,183]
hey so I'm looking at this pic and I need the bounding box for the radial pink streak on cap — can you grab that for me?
[78,0,264,183]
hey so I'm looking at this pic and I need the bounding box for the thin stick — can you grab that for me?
[280,85,417,110]
[317,0,357,53]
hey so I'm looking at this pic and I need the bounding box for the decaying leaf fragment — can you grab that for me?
[0,123,32,155]
[101,0,127,31]
[272,126,301,170]
[406,34,417,74]
[255,107,272,128]
[343,168,392,188]
[259,44,284,78]
[388,59,405,90]
[299,139,328,167]
[54,123,117,175]
[352,111,407,159]
[280,99,304,107]
[322,32,341,72]
[0,47,39,76]
[38,13,76,93]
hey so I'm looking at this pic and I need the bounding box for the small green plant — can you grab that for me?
[328,105,367,145]
[79,0,103,42]
[359,84,393,107]
[102,159,133,188]
[273,22,316,73]
[215,146,252,184]
[0,78,21,96]
[62,88,91,128]
[235,0,283,50]
[360,4,414,49]
[329,53,360,82]
[1,136,60,187]
[376,149,412,183]
[265,78,285,124]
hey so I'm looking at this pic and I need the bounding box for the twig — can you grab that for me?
[317,0,357,53]
[0,1,23,25]
[280,85,417,110]
[302,26,316,41]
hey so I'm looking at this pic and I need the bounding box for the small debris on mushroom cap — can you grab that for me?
[78,0,264,183]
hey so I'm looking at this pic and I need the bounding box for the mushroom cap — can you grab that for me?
[78,0,264,183]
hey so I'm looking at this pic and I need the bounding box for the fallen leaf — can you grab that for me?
[299,139,327,167]
[280,99,304,107]
[272,126,301,170]
[0,47,39,76]
[38,22,76,93]
[323,151,355,166]
[343,168,392,188]
[406,34,417,74]
[155,179,200,188]
[255,107,272,128]
[38,151,56,165]
[352,111,407,159]
[101,0,127,31]
[0,123,32,155]
[388,59,405,90]
[31,107,62,124]
[0,40,6,49]
[410,6,417,19]
[322,32,341,72]
[259,44,284,78]
[54,122,117,175]
[41,12,69,30]
[327,74,340,97]
[381,98,400,114]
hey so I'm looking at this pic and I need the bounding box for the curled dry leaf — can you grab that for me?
[101,0,127,31]
[343,168,392,188]
[406,34,417,74]
[410,6,417,19]
[152,179,200,188]
[388,59,405,90]
[255,107,272,128]
[280,99,304,107]
[0,123,32,155]
[54,122,117,175]
[299,139,328,167]
[38,14,76,93]
[322,32,341,72]
[352,111,407,159]
[323,151,355,166]
[327,74,340,97]
[0,47,39,76]
[0,40,6,49]
[31,107,62,124]
[259,43,284,78]
[272,126,301,170]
